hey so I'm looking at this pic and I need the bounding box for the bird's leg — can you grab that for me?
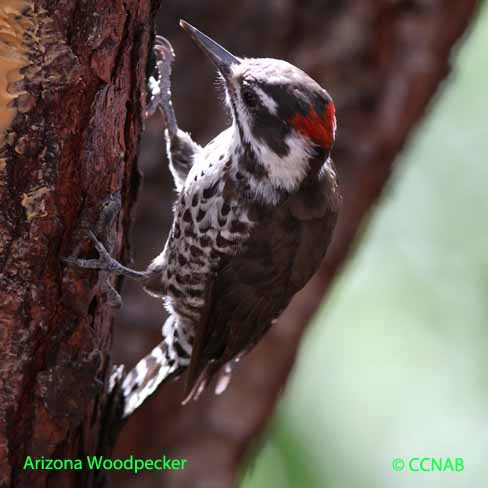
[64,231,148,282]
[146,35,201,189]
[146,36,178,139]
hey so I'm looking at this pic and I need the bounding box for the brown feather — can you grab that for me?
[183,160,341,399]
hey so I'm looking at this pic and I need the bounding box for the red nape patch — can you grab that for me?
[290,103,336,149]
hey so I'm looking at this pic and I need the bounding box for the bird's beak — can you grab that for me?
[180,20,240,81]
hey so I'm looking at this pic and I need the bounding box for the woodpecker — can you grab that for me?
[67,20,341,416]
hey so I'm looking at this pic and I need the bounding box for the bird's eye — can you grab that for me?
[242,87,260,109]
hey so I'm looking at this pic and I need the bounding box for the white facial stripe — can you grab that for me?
[258,132,311,192]
[253,86,278,115]
[225,60,329,202]
[237,107,312,196]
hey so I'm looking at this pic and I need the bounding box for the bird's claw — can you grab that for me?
[146,36,175,117]
[63,232,125,307]
[63,231,118,273]
[145,36,178,138]
[103,281,123,309]
[87,231,115,268]
[154,35,175,63]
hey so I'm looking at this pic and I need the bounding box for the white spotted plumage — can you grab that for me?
[139,125,256,387]
[115,23,339,414]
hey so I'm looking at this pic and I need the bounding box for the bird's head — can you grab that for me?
[180,20,336,194]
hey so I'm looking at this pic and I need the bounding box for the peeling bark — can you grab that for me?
[0,1,159,487]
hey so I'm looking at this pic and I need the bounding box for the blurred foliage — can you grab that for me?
[243,3,488,488]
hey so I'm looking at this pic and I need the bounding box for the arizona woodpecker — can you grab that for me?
[67,20,341,416]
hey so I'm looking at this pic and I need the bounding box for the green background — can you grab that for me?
[243,3,488,487]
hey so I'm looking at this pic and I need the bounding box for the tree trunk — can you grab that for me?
[0,1,158,486]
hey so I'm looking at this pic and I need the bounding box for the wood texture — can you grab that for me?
[0,1,159,486]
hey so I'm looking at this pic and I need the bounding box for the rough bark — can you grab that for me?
[0,1,158,487]
[111,1,483,487]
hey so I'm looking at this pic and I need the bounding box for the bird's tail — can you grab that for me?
[121,316,182,417]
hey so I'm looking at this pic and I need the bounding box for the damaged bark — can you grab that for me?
[0,1,159,487]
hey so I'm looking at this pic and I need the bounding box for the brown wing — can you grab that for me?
[184,168,341,399]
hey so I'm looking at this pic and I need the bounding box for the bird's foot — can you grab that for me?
[146,36,178,139]
[102,281,123,309]
[63,231,147,283]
